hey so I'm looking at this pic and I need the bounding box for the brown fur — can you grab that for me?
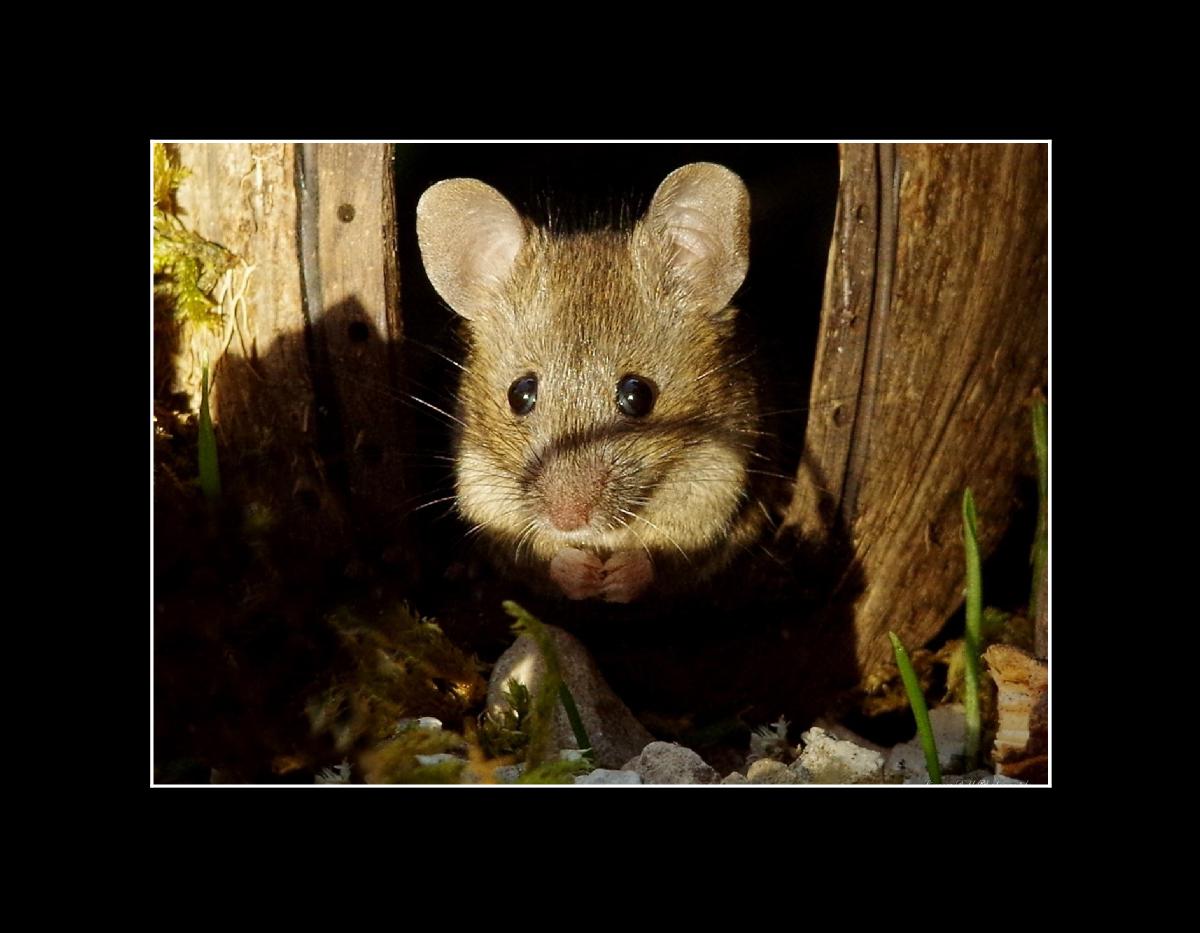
[418,164,767,599]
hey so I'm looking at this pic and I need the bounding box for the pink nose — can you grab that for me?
[547,496,592,532]
[540,458,608,533]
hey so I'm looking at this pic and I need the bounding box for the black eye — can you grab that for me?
[508,374,538,416]
[616,374,656,418]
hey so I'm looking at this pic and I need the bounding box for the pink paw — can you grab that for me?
[598,549,654,603]
[549,548,654,602]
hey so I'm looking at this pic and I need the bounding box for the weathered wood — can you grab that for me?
[171,143,311,431]
[170,143,342,531]
[163,143,410,557]
[786,143,1048,679]
[985,644,1048,782]
[305,144,409,533]
[784,145,883,542]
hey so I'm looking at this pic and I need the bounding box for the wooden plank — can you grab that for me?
[305,144,409,538]
[783,144,881,543]
[168,143,348,542]
[786,144,1048,679]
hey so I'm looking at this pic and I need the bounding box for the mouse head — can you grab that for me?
[416,163,758,570]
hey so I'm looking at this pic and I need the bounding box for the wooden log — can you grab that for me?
[784,143,1048,680]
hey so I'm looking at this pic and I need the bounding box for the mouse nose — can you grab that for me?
[547,496,592,532]
[539,458,608,533]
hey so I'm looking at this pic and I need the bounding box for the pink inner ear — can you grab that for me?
[467,208,524,288]
[664,207,723,269]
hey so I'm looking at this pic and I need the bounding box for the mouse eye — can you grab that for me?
[508,374,538,416]
[616,374,656,418]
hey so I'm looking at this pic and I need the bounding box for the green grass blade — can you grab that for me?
[962,489,982,768]
[557,684,594,763]
[198,363,221,502]
[889,632,941,784]
[1030,399,1048,629]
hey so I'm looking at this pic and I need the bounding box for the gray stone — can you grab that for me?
[747,758,808,784]
[798,727,886,784]
[721,771,748,784]
[493,764,524,784]
[624,741,720,784]
[575,769,643,785]
[487,624,655,769]
[415,753,461,767]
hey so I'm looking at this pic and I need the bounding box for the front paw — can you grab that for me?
[549,548,655,602]
[599,550,654,603]
[549,547,606,600]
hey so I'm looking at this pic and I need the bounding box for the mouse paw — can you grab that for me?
[549,547,606,600]
[598,550,654,603]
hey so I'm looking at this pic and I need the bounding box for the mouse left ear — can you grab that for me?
[636,162,750,320]
[416,178,527,321]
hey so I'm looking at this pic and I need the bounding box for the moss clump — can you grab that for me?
[306,604,488,758]
[517,758,593,785]
[152,143,237,329]
[360,727,468,784]
[478,679,533,760]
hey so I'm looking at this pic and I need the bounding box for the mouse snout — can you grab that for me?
[537,456,610,533]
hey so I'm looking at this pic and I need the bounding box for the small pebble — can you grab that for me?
[798,727,885,784]
[624,741,719,784]
[747,759,808,784]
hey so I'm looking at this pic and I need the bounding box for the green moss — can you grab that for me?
[361,727,468,784]
[479,679,532,759]
[152,143,237,330]
[517,758,593,785]
[306,604,488,757]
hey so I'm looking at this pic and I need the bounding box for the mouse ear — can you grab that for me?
[638,163,750,320]
[416,178,526,320]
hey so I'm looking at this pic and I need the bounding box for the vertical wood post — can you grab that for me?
[785,143,1048,678]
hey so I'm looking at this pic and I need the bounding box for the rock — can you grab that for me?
[493,764,524,784]
[623,741,720,784]
[575,769,643,785]
[487,624,655,769]
[746,758,808,784]
[721,771,748,784]
[885,704,968,781]
[414,753,461,767]
[798,727,886,784]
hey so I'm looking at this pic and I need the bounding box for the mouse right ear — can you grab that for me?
[637,162,750,321]
[416,178,526,321]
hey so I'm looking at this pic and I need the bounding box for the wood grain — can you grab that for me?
[786,143,1048,678]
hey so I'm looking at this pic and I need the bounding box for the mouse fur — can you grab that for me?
[416,162,769,602]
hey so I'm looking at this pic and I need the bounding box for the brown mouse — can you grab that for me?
[416,162,768,602]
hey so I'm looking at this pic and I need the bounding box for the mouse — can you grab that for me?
[415,162,770,603]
